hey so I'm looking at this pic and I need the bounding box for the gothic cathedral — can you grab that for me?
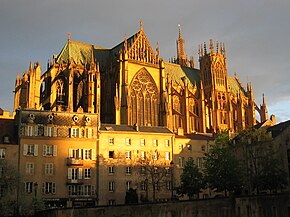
[13,21,270,134]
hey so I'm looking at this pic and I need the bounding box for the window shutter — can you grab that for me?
[23,144,28,156]
[69,149,73,158]
[34,144,38,156]
[44,126,48,137]
[68,168,72,179]
[78,149,83,159]
[43,145,47,156]
[78,168,83,179]
[53,145,57,156]
[52,183,56,194]
[91,149,96,160]
[34,125,38,136]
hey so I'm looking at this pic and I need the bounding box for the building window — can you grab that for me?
[165,139,170,147]
[43,182,56,194]
[140,181,147,191]
[125,151,131,160]
[165,167,171,175]
[86,128,93,138]
[126,181,131,190]
[166,181,172,190]
[43,145,57,156]
[84,168,91,179]
[84,149,92,160]
[126,166,132,175]
[109,138,114,145]
[0,149,5,159]
[68,185,83,196]
[154,182,160,191]
[45,163,54,175]
[141,151,146,160]
[27,125,38,136]
[140,139,145,146]
[84,185,95,196]
[125,138,131,145]
[188,157,193,163]
[70,128,80,138]
[197,157,203,168]
[109,151,115,159]
[26,162,34,174]
[25,182,33,193]
[3,136,10,144]
[179,144,183,151]
[140,167,146,175]
[179,157,185,168]
[187,144,192,151]
[108,166,114,174]
[69,149,94,160]
[46,126,54,137]
[23,144,38,156]
[108,181,115,192]
[165,152,170,160]
[154,151,158,160]
[108,199,116,206]
[68,168,82,180]
[153,139,158,147]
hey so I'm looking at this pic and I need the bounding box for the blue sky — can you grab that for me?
[0,0,289,123]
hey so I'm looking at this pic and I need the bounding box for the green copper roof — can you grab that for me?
[227,77,245,95]
[56,40,109,65]
[164,62,200,87]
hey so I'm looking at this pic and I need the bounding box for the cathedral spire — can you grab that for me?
[140,20,144,33]
[176,24,188,66]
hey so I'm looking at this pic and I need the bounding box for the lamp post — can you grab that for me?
[170,160,174,200]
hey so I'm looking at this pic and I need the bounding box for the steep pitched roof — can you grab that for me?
[227,76,246,96]
[56,40,109,65]
[164,62,200,87]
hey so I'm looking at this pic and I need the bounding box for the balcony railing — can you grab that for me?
[67,158,83,166]
[67,179,84,185]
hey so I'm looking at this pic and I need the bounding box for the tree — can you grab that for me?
[0,160,20,217]
[137,151,169,202]
[233,128,288,194]
[125,188,138,204]
[177,160,204,199]
[204,131,242,196]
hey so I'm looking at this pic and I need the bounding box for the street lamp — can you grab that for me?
[170,161,174,200]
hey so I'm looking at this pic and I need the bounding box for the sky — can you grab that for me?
[0,0,289,123]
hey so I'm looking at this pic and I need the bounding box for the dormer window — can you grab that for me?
[3,135,10,144]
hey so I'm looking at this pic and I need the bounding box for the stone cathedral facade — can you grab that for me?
[13,22,270,134]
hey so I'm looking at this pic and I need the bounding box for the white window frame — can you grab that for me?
[23,144,38,156]
[43,182,56,194]
[165,152,170,160]
[153,139,158,147]
[165,139,170,147]
[26,162,34,174]
[70,128,80,138]
[125,138,131,146]
[125,151,131,160]
[108,181,115,192]
[126,181,131,191]
[84,168,91,179]
[0,149,5,159]
[109,138,114,145]
[108,166,114,174]
[126,166,132,175]
[179,157,185,168]
[25,182,33,193]
[154,151,158,160]
[45,163,54,175]
[141,151,146,160]
[140,139,145,146]
[43,145,57,156]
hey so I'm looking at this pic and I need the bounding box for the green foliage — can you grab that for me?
[234,128,288,193]
[204,131,242,196]
[177,160,204,199]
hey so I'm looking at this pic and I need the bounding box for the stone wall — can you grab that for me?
[37,193,290,217]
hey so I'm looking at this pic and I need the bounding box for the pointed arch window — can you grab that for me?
[129,69,159,126]
[56,79,65,105]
